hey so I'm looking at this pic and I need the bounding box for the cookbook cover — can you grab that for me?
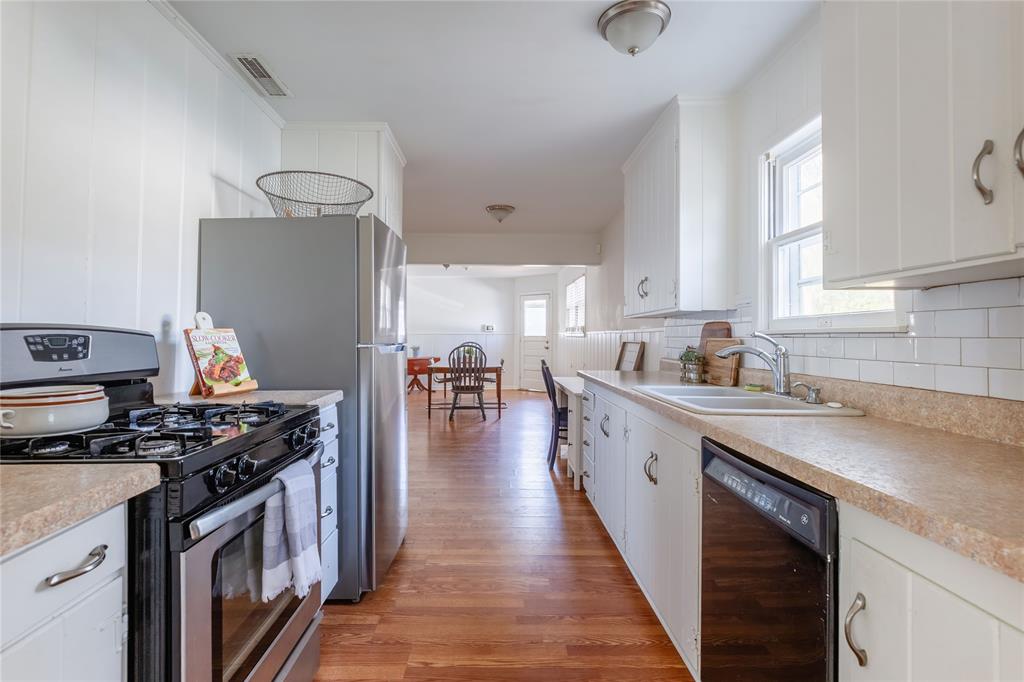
[183,328,258,397]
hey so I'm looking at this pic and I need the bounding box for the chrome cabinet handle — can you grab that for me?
[972,139,995,204]
[321,455,336,469]
[581,395,590,402]
[640,277,650,298]
[649,452,658,485]
[45,544,108,587]
[599,415,610,437]
[844,592,868,667]
[321,505,334,519]
[643,453,654,483]
[636,279,645,300]
[583,470,591,478]
[1015,126,1024,179]
[320,421,336,433]
[583,415,591,422]
[582,439,591,447]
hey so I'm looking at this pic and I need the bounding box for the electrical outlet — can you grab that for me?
[481,324,495,332]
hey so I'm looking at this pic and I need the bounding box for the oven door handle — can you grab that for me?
[188,441,324,542]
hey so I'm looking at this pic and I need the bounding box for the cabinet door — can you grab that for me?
[623,168,643,317]
[593,397,626,548]
[951,1,1018,261]
[624,416,655,593]
[650,428,683,642]
[1,576,124,681]
[839,538,912,680]
[679,440,702,666]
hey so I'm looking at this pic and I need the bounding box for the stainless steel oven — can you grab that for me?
[174,442,324,682]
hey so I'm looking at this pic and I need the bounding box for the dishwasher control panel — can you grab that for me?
[705,456,822,549]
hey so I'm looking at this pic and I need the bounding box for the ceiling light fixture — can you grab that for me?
[486,204,515,223]
[598,0,671,57]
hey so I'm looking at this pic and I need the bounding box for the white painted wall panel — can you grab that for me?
[0,1,282,393]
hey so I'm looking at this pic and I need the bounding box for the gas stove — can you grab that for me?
[0,399,317,479]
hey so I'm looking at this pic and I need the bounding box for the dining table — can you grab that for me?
[426,362,505,419]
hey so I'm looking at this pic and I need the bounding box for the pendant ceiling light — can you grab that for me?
[486,204,515,223]
[598,0,671,57]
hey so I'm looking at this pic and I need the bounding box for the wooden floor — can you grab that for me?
[315,390,693,681]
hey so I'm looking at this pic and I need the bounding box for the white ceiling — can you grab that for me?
[174,1,817,235]
[407,264,566,279]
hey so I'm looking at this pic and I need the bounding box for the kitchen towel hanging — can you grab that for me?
[261,459,322,601]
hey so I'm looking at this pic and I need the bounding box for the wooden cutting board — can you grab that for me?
[704,338,743,386]
[698,321,732,355]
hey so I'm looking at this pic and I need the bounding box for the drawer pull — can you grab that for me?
[321,421,336,433]
[599,415,610,437]
[45,544,108,587]
[582,470,590,478]
[321,455,336,469]
[581,395,590,402]
[321,505,334,519]
[583,439,591,447]
[972,139,995,204]
[844,592,868,667]
[583,415,591,422]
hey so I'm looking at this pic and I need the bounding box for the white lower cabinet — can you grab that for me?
[839,503,1024,681]
[0,504,127,681]
[587,384,702,678]
[318,402,340,604]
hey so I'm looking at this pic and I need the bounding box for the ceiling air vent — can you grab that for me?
[231,54,291,97]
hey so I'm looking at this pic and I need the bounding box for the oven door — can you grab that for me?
[176,443,323,682]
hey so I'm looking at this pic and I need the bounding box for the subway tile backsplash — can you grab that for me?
[663,277,1024,401]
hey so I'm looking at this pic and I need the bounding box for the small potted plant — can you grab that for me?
[679,346,705,384]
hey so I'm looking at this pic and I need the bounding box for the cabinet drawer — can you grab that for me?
[321,529,339,605]
[581,432,594,462]
[1,504,126,646]
[319,438,339,476]
[318,404,338,445]
[582,453,596,503]
[320,471,338,539]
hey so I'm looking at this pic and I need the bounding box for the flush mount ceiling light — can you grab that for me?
[598,0,671,57]
[486,204,515,223]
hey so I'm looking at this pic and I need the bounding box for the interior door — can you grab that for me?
[519,293,551,391]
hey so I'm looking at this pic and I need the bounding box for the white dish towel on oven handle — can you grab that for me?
[261,459,322,602]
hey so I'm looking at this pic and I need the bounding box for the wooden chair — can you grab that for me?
[541,359,568,470]
[447,343,488,421]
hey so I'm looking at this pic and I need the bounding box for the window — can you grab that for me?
[762,121,904,332]
[564,276,586,335]
[522,297,548,337]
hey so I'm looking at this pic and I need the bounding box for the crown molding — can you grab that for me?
[148,0,286,129]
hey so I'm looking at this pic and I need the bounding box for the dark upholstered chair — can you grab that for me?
[541,359,568,469]
[448,343,488,421]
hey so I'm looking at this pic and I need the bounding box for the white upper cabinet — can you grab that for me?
[281,123,406,236]
[623,97,730,317]
[823,0,1024,289]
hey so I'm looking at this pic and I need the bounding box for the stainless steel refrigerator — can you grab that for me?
[198,214,407,601]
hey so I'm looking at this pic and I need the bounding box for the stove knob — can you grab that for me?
[289,429,308,449]
[305,423,320,440]
[210,464,237,493]
[236,456,258,481]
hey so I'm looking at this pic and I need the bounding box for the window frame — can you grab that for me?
[759,119,909,334]
[563,275,586,336]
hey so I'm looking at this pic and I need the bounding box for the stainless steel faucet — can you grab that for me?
[715,331,791,395]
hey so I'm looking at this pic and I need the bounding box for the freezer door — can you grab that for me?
[358,342,408,591]
[359,217,406,345]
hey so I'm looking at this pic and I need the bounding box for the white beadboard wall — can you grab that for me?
[558,328,664,375]
[1,1,282,394]
[663,279,1024,401]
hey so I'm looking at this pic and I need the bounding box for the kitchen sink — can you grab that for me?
[634,385,864,416]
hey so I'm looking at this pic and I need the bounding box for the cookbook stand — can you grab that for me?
[185,312,259,397]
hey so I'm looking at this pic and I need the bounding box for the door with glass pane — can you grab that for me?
[519,293,551,391]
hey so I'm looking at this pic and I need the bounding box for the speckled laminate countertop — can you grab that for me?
[156,389,344,411]
[580,370,1024,582]
[0,463,160,557]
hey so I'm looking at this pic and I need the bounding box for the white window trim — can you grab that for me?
[758,118,909,335]
[564,274,586,336]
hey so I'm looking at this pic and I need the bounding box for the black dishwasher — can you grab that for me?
[700,438,837,682]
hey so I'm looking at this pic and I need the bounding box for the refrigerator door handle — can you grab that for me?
[357,343,406,353]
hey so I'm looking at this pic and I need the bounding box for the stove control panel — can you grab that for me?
[23,334,91,362]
